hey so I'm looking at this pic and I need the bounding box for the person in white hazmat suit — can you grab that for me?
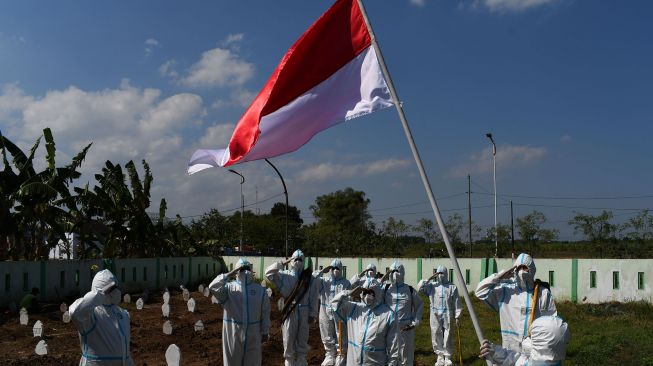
[209,258,271,366]
[475,253,557,354]
[417,265,463,366]
[332,285,399,365]
[480,316,570,366]
[69,269,133,365]
[350,263,381,289]
[313,259,351,366]
[265,249,319,366]
[383,261,424,366]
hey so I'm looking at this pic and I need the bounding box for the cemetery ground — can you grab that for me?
[1,289,653,365]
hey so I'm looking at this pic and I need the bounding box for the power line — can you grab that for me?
[475,192,653,201]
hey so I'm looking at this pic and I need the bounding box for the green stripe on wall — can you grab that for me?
[571,258,578,303]
[480,258,488,280]
[358,257,363,273]
[417,258,422,282]
[259,257,265,281]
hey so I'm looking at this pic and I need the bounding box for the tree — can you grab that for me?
[444,213,465,244]
[623,210,653,241]
[309,188,372,254]
[568,211,616,243]
[516,210,559,254]
[0,128,91,260]
[381,217,410,256]
[415,218,439,244]
[485,223,512,255]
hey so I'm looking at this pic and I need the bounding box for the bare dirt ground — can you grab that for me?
[0,288,329,365]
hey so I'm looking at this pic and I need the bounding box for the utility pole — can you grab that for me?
[265,159,289,258]
[468,174,473,257]
[228,169,245,253]
[485,133,498,257]
[510,200,515,259]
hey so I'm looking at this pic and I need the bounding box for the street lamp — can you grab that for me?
[265,159,289,259]
[485,133,498,257]
[228,169,245,253]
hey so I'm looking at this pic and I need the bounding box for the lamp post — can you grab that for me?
[228,169,245,253]
[485,133,498,257]
[265,159,289,259]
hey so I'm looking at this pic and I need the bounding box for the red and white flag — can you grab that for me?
[188,0,392,173]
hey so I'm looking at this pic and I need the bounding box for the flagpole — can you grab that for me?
[356,0,491,357]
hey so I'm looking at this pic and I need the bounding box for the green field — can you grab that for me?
[414,296,653,365]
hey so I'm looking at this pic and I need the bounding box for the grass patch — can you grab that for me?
[414,296,653,365]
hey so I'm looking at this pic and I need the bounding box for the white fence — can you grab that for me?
[2,256,651,307]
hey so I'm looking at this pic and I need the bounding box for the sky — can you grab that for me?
[1,0,652,241]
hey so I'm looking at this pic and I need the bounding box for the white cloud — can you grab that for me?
[2,82,205,177]
[159,60,179,79]
[473,0,557,12]
[223,33,244,45]
[448,144,546,177]
[199,123,234,147]
[211,89,256,109]
[560,134,572,143]
[410,0,426,6]
[296,158,411,182]
[179,47,254,88]
[144,38,160,56]
[0,83,33,122]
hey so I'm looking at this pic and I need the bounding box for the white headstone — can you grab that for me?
[198,284,204,293]
[163,290,170,304]
[35,340,48,356]
[203,287,210,297]
[194,320,204,332]
[211,295,218,304]
[266,288,273,298]
[165,344,181,366]
[62,311,71,323]
[136,298,144,310]
[33,320,43,337]
[162,303,170,318]
[123,294,131,304]
[19,308,28,325]
[59,303,67,313]
[182,289,190,302]
[163,320,173,335]
[277,298,285,312]
[187,298,196,313]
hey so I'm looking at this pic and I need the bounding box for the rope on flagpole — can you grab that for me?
[355,1,491,364]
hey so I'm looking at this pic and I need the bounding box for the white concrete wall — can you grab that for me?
[3,256,652,307]
[0,257,225,307]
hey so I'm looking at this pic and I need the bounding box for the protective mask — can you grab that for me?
[362,294,375,306]
[291,260,303,273]
[332,269,341,278]
[238,270,251,282]
[109,289,121,305]
[391,271,404,284]
[516,270,534,290]
[367,270,375,278]
[437,273,445,283]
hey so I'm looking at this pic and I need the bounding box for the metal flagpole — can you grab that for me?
[356,0,491,358]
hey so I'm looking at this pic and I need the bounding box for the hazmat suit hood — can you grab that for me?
[436,265,449,283]
[290,249,305,273]
[389,261,405,284]
[91,269,121,305]
[529,316,570,361]
[514,253,536,290]
[365,263,377,278]
[361,285,383,308]
[330,259,343,278]
[237,258,254,283]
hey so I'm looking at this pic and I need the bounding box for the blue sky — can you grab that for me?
[1,0,652,241]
